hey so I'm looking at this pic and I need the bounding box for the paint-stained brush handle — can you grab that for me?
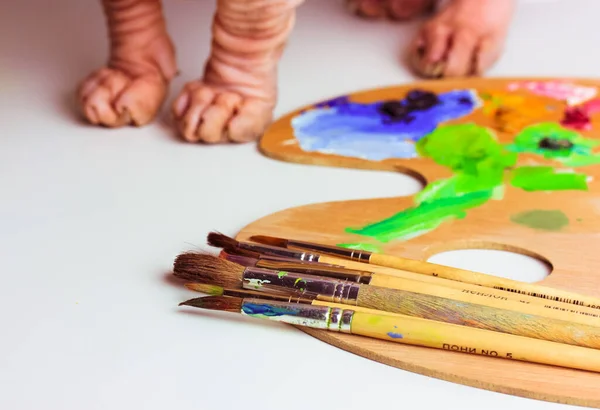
[236,265,600,344]
[349,311,600,373]
[353,285,600,350]
[237,298,600,374]
[367,274,600,327]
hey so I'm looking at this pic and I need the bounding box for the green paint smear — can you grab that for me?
[511,209,569,231]
[505,122,600,167]
[336,243,382,253]
[277,271,288,279]
[346,124,509,243]
[343,122,596,244]
[346,186,494,242]
[416,123,518,181]
[416,173,506,205]
[510,166,588,191]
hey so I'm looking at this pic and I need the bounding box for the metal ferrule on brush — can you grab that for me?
[241,267,361,305]
[238,242,321,262]
[240,298,354,333]
[285,240,372,262]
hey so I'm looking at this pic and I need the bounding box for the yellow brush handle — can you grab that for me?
[369,274,600,327]
[354,285,600,350]
[319,254,442,284]
[350,311,600,373]
[318,254,591,313]
[368,253,600,310]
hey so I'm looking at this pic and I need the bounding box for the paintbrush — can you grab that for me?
[207,231,325,263]
[179,294,600,374]
[172,253,600,349]
[185,283,406,316]
[210,232,511,289]
[219,252,600,325]
[210,232,600,317]
[217,248,345,268]
[221,252,372,284]
[184,283,316,303]
[249,234,600,311]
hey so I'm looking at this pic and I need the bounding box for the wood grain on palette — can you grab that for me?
[239,77,600,407]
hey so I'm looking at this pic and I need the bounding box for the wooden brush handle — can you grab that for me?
[350,311,600,373]
[320,254,597,314]
[319,254,441,283]
[320,254,528,294]
[368,253,600,310]
[369,275,600,327]
[355,285,600,349]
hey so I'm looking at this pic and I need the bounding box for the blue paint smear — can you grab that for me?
[241,303,300,317]
[291,89,481,161]
[387,332,404,339]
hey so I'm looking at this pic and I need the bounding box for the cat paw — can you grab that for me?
[172,81,274,143]
[77,68,168,127]
[408,0,515,78]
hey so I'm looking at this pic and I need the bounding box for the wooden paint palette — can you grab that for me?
[235,78,600,407]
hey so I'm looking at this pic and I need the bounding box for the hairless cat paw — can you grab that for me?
[76,0,177,128]
[172,81,274,143]
[170,0,302,143]
[408,0,515,78]
[77,68,169,127]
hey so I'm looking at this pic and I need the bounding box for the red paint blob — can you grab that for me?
[561,106,591,131]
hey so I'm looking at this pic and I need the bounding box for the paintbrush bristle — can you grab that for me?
[206,231,239,250]
[179,296,242,313]
[173,252,245,288]
[249,235,288,248]
[184,283,225,295]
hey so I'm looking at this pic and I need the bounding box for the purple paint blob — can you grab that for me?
[291,89,481,161]
[387,332,403,339]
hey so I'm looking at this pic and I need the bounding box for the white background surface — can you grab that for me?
[0,0,594,408]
